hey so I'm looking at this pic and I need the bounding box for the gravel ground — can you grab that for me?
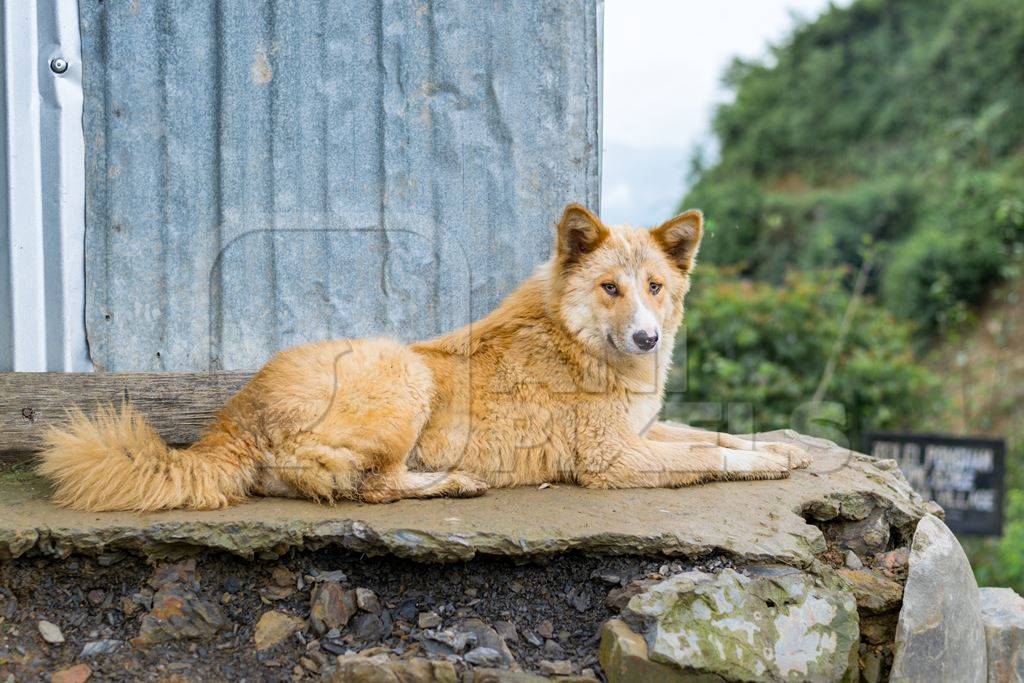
[0,550,733,682]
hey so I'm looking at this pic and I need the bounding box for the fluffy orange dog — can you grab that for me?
[39,205,810,511]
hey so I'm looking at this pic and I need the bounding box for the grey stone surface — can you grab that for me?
[457,618,519,669]
[0,432,932,564]
[829,508,890,555]
[891,514,987,683]
[323,653,458,683]
[620,568,859,682]
[600,619,699,683]
[836,568,903,615]
[253,611,305,652]
[37,620,64,644]
[79,0,600,372]
[980,587,1024,683]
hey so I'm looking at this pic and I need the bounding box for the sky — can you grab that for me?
[600,0,844,226]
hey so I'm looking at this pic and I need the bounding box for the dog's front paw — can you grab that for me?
[721,448,791,477]
[761,441,812,469]
[447,471,489,498]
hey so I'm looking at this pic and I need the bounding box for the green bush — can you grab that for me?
[966,439,1024,593]
[688,175,918,285]
[663,267,940,447]
[683,0,1024,332]
[704,0,1024,183]
[671,0,1024,593]
[883,168,1024,331]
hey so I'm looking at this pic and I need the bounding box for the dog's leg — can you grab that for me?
[645,422,811,469]
[271,434,487,504]
[359,469,488,503]
[575,431,796,489]
[268,434,365,502]
[255,338,484,504]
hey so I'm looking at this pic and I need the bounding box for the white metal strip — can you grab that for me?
[0,0,89,371]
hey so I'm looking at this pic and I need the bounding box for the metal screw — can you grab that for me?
[50,57,68,74]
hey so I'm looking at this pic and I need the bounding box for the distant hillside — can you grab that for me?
[925,274,1024,439]
[684,0,1024,333]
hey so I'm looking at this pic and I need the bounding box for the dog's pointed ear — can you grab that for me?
[652,209,704,272]
[557,204,608,260]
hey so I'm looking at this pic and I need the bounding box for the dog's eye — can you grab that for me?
[601,282,619,296]
[649,282,663,295]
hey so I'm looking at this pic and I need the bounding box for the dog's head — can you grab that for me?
[551,203,703,357]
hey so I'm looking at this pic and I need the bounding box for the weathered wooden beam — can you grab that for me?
[0,372,252,456]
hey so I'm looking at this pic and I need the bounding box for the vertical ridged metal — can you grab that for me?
[81,0,601,371]
[0,0,90,371]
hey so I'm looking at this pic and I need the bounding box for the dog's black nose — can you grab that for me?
[632,330,659,351]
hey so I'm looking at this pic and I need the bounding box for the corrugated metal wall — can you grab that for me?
[81,0,601,372]
[0,0,90,372]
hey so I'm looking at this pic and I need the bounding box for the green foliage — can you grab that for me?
[663,267,941,447]
[674,0,1024,593]
[691,177,918,285]
[966,438,1024,592]
[683,0,1024,332]
[883,168,1024,329]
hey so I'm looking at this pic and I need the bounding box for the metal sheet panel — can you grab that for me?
[0,0,90,371]
[82,0,601,371]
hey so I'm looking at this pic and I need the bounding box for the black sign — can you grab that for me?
[864,432,1005,536]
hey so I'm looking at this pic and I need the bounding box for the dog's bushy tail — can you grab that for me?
[37,404,257,512]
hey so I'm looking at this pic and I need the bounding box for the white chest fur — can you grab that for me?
[628,392,664,436]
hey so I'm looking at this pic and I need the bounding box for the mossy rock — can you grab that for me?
[621,568,859,682]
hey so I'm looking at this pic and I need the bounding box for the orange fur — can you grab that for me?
[38,205,811,511]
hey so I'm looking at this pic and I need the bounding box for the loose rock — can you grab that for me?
[980,586,1024,683]
[465,646,504,667]
[566,586,591,613]
[309,569,347,583]
[605,580,655,611]
[521,627,544,647]
[254,611,305,651]
[600,620,689,683]
[458,618,517,668]
[323,654,457,683]
[875,547,911,576]
[861,613,899,645]
[591,569,624,585]
[309,582,356,635]
[261,566,296,601]
[493,620,519,643]
[837,568,904,614]
[535,619,554,639]
[418,611,442,629]
[543,639,566,658]
[861,651,883,683]
[349,611,389,642]
[37,620,64,644]
[538,659,573,676]
[133,582,226,647]
[50,664,91,683]
[96,551,125,567]
[891,514,986,683]
[79,639,122,657]
[354,587,381,613]
[148,560,197,589]
[844,550,864,570]
[829,508,891,555]
[420,628,472,655]
[119,596,139,616]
